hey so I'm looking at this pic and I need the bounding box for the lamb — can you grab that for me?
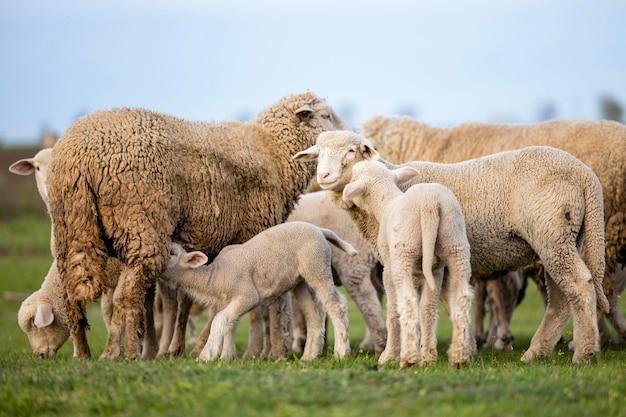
[294,130,608,364]
[161,221,354,361]
[46,91,349,359]
[287,191,386,354]
[341,159,475,367]
[361,116,626,342]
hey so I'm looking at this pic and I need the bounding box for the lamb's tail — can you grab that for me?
[321,228,358,256]
[49,158,107,311]
[420,206,439,293]
[582,172,610,314]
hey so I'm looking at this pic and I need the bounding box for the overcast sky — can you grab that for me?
[1,0,624,145]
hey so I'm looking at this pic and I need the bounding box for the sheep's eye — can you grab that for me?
[169,250,176,256]
[36,166,40,171]
[320,112,331,120]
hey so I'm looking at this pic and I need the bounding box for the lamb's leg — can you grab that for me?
[444,264,476,367]
[156,282,178,358]
[190,305,216,358]
[69,304,91,359]
[100,287,114,332]
[293,283,327,360]
[167,289,193,357]
[307,278,350,360]
[100,270,128,359]
[199,302,247,361]
[485,277,514,350]
[378,267,401,365]
[418,270,444,367]
[291,293,307,354]
[391,262,421,369]
[472,276,487,348]
[267,293,293,359]
[122,266,149,360]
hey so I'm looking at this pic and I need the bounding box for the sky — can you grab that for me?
[1,0,625,146]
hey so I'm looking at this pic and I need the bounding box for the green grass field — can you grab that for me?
[1,215,626,416]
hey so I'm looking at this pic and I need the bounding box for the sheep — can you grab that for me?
[341,159,475,367]
[361,116,626,343]
[46,91,349,359]
[287,191,386,354]
[294,130,608,364]
[160,221,355,361]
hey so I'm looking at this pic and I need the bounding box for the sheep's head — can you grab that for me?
[163,243,209,280]
[9,148,53,209]
[293,131,379,192]
[18,290,70,358]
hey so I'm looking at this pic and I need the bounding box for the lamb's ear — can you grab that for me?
[360,139,381,161]
[343,179,367,202]
[293,145,319,161]
[295,104,314,123]
[182,251,209,268]
[9,158,36,175]
[34,303,54,328]
[393,167,420,188]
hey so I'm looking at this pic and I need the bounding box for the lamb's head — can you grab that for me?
[18,290,70,358]
[342,160,419,211]
[9,148,53,209]
[162,243,209,281]
[293,131,380,192]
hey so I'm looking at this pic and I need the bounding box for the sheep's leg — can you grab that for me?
[341,270,386,355]
[379,267,401,365]
[392,262,421,369]
[293,283,327,360]
[444,264,476,367]
[418,270,443,367]
[156,283,178,358]
[190,305,216,358]
[199,302,246,361]
[100,287,114,332]
[267,293,293,360]
[121,266,149,360]
[69,303,91,359]
[485,278,513,350]
[100,270,128,359]
[291,293,307,354]
[141,282,158,359]
[242,307,265,359]
[521,275,573,362]
[472,276,487,348]
[167,289,193,357]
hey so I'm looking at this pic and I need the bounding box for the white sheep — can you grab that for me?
[287,191,386,354]
[341,159,475,367]
[161,221,355,361]
[46,92,349,360]
[361,116,626,343]
[294,130,608,364]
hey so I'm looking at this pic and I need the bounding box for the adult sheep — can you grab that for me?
[361,116,626,342]
[47,91,349,359]
[294,131,608,364]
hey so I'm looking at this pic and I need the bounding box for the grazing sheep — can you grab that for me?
[294,131,608,364]
[341,160,475,367]
[46,91,349,359]
[361,116,626,342]
[161,221,354,361]
[287,191,386,354]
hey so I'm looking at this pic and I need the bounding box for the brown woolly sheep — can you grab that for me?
[46,91,349,359]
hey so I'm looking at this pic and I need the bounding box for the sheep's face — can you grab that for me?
[18,293,70,358]
[9,148,53,209]
[294,131,380,192]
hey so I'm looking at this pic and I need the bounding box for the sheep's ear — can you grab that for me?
[393,166,420,188]
[295,104,314,123]
[293,145,319,161]
[360,140,380,161]
[34,303,54,328]
[9,158,36,175]
[181,251,209,268]
[343,179,366,202]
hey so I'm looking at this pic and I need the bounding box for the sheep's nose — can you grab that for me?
[318,172,330,181]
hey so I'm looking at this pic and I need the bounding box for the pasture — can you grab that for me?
[1,147,625,417]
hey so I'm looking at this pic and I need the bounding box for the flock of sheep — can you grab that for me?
[10,91,626,367]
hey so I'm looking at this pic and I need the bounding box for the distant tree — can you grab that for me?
[600,96,623,123]
[537,101,558,121]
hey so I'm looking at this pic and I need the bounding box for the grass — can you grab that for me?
[1,217,626,417]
